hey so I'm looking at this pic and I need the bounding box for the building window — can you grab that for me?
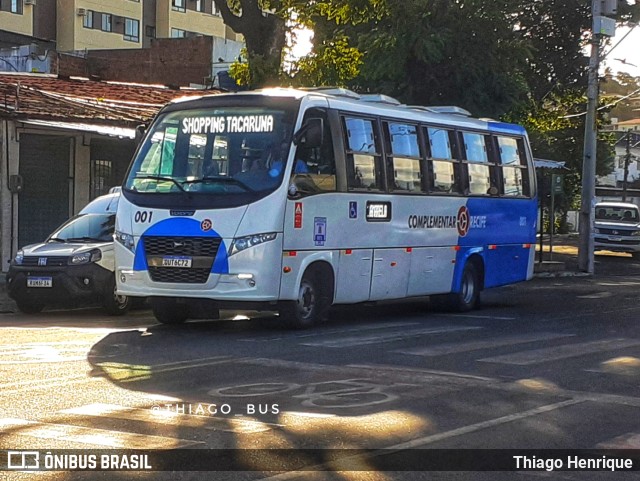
[83,11,94,29]
[101,13,112,32]
[212,2,219,15]
[10,0,22,14]
[124,18,139,42]
[195,0,206,13]
[171,28,186,38]
[146,25,156,38]
[172,0,186,12]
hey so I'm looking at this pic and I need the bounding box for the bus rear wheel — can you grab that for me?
[280,272,323,329]
[431,261,481,312]
[151,298,189,324]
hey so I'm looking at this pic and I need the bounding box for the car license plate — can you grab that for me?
[161,256,192,268]
[608,236,623,242]
[27,277,52,288]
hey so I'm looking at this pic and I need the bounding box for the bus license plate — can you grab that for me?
[27,277,52,288]
[161,256,192,268]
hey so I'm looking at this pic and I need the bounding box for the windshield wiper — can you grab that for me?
[182,176,255,192]
[66,237,106,243]
[135,175,187,192]
[49,237,67,243]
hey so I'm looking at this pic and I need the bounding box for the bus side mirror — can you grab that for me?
[293,118,324,149]
[135,124,147,145]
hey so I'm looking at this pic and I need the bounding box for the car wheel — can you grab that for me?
[102,275,131,316]
[15,300,44,314]
[151,298,189,324]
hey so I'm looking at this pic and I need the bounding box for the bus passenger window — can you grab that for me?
[344,117,382,191]
[497,136,529,196]
[385,122,422,192]
[462,132,491,196]
[426,127,462,194]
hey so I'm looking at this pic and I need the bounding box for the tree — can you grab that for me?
[215,0,383,88]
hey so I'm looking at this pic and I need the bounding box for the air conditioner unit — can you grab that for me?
[24,0,36,5]
[76,7,87,16]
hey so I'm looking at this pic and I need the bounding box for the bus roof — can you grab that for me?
[166,87,527,136]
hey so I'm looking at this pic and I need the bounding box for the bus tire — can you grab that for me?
[102,275,131,316]
[280,271,323,329]
[431,261,481,312]
[151,298,189,324]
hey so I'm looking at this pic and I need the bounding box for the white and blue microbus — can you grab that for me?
[114,88,537,327]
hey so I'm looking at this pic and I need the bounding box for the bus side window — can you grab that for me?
[384,122,422,193]
[292,110,337,195]
[496,136,530,197]
[461,131,492,196]
[344,116,382,191]
[425,127,462,194]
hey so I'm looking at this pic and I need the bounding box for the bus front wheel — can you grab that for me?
[280,272,323,329]
[151,298,189,324]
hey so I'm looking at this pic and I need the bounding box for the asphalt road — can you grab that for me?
[2,250,640,480]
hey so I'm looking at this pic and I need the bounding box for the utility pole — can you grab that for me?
[578,0,602,274]
[622,130,631,201]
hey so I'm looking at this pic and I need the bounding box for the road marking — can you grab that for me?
[239,321,422,342]
[393,332,575,357]
[300,325,483,348]
[479,338,640,365]
[259,399,583,479]
[0,418,202,448]
[93,356,237,382]
[446,314,516,320]
[597,432,640,449]
[61,403,280,434]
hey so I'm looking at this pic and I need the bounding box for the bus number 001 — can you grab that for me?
[134,211,153,223]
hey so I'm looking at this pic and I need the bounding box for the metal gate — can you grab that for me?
[18,135,71,248]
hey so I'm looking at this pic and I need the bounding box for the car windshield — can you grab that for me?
[124,106,295,196]
[49,213,115,242]
[595,206,640,222]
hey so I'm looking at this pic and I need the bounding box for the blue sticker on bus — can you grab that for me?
[314,217,327,246]
[349,201,358,219]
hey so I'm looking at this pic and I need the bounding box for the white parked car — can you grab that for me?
[6,192,132,314]
[593,201,640,259]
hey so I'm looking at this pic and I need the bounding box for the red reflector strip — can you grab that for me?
[283,251,297,257]
[390,262,397,267]
[344,249,352,255]
[406,247,412,253]
[453,246,461,251]
[488,245,497,250]
[523,244,531,248]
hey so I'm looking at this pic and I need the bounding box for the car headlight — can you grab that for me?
[69,249,102,265]
[14,250,24,265]
[115,230,135,253]
[229,233,277,256]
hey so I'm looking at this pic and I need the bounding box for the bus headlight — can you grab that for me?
[632,231,640,236]
[229,233,277,256]
[115,230,135,253]
[70,249,102,265]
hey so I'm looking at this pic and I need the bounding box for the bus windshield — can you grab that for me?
[125,106,296,197]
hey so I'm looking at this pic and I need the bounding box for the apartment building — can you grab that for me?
[0,0,241,51]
